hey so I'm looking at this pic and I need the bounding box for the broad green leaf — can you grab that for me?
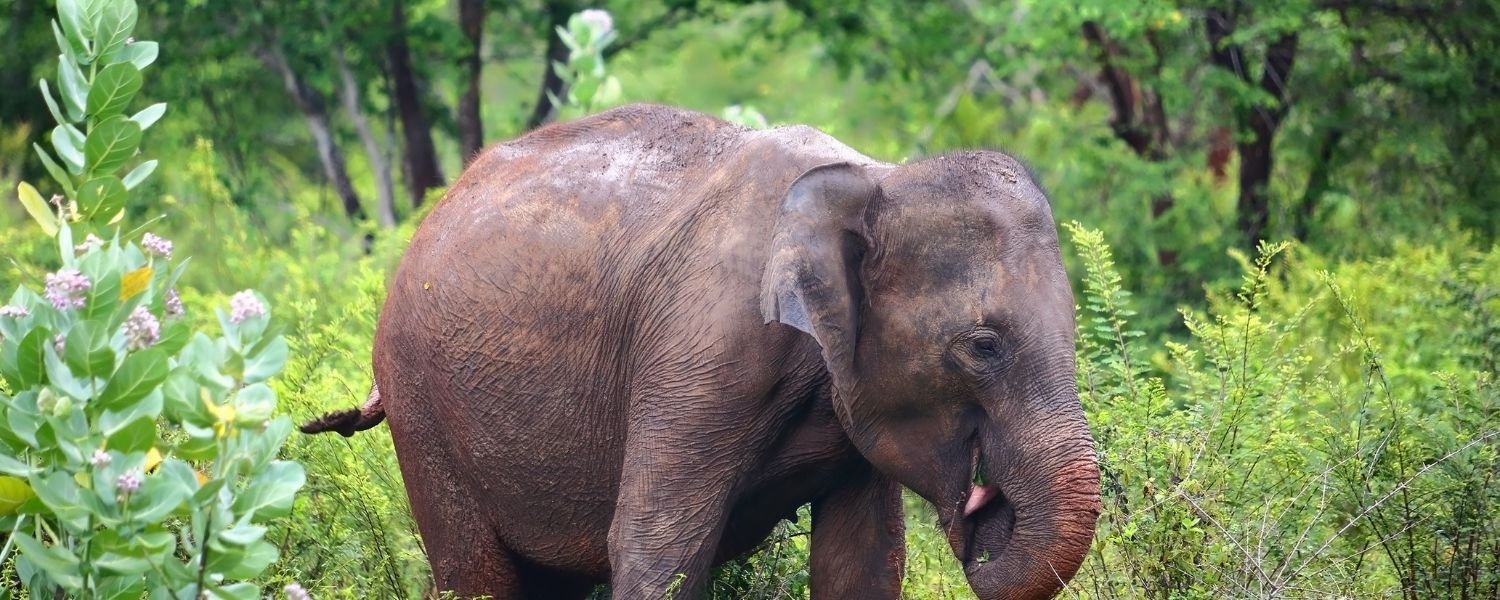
[77,175,126,220]
[57,54,88,121]
[105,416,155,453]
[135,529,174,555]
[231,460,304,522]
[1,329,48,390]
[127,462,190,523]
[79,0,106,42]
[209,582,260,600]
[33,143,78,199]
[5,393,42,447]
[242,337,287,384]
[0,453,37,478]
[217,523,267,547]
[96,573,147,599]
[16,181,59,236]
[51,124,85,174]
[99,348,167,409]
[56,0,88,57]
[13,533,83,589]
[223,540,277,580]
[51,19,87,62]
[92,0,138,61]
[63,319,114,379]
[39,79,70,126]
[83,271,120,320]
[155,320,190,356]
[232,383,275,424]
[122,159,156,189]
[27,471,90,532]
[109,40,157,70]
[128,103,166,130]
[46,343,92,401]
[0,475,35,514]
[84,116,142,176]
[93,551,151,577]
[98,384,160,437]
[87,62,142,119]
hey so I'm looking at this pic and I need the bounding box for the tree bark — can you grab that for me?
[258,43,365,221]
[1081,21,1177,265]
[1295,126,1343,242]
[330,31,397,228]
[1207,6,1300,250]
[457,0,485,163]
[388,0,444,207]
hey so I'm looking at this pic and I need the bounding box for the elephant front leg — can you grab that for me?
[606,430,736,598]
[810,461,906,599]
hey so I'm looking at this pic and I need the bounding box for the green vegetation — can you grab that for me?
[2,0,1496,598]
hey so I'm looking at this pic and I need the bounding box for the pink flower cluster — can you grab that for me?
[45,269,91,311]
[116,470,142,494]
[142,232,173,258]
[284,583,312,600]
[229,290,266,324]
[124,306,160,350]
[166,289,184,318]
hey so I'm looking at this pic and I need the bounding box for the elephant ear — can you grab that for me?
[760,162,879,380]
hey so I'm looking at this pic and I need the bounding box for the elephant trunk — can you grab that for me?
[960,409,1101,600]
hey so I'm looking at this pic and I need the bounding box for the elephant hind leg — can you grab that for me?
[413,485,521,599]
[395,436,520,598]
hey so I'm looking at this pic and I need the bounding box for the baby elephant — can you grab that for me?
[304,104,1100,600]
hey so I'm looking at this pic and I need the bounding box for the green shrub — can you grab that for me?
[0,1,307,598]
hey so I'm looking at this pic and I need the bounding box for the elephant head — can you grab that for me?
[761,154,1100,600]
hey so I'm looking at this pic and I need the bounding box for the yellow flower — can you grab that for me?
[144,447,163,473]
[204,390,238,438]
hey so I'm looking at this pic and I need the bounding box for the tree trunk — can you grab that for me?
[1207,6,1300,250]
[457,0,485,163]
[259,43,365,221]
[1081,21,1176,265]
[525,0,575,130]
[1295,126,1343,242]
[330,31,397,228]
[388,0,444,207]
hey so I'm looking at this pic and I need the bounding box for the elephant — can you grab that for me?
[303,103,1100,600]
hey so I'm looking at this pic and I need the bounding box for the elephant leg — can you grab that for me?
[606,420,739,598]
[809,461,905,599]
[397,441,520,598]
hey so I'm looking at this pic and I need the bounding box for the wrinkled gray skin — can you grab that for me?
[304,104,1100,599]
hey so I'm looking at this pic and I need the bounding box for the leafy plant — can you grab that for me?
[549,9,623,116]
[1,1,305,598]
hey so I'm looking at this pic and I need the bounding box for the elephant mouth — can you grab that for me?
[943,441,1017,566]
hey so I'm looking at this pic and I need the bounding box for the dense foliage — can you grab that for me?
[2,0,1496,598]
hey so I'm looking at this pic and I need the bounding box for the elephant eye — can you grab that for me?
[971,334,1001,359]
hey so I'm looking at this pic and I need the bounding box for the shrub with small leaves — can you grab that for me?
[549,9,623,116]
[1,0,305,598]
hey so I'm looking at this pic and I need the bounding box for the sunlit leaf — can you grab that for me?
[16,181,60,236]
[0,476,34,515]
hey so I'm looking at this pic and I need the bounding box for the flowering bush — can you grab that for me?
[0,0,305,598]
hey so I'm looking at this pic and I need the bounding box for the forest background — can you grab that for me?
[0,0,1497,598]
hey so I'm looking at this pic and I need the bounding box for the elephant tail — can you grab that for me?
[300,385,386,437]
